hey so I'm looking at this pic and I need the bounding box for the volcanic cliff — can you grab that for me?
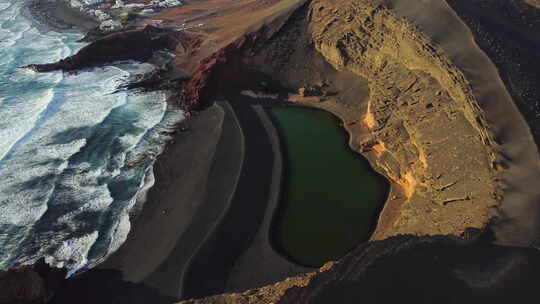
[7,0,540,303]
[176,0,540,301]
[181,0,502,239]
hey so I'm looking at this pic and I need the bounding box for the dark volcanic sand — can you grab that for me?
[182,98,310,300]
[441,0,540,246]
[97,102,245,300]
[223,103,313,293]
[50,103,228,304]
[142,101,245,298]
[51,99,308,303]
[31,85,319,303]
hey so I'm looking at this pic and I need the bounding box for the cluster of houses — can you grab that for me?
[66,0,183,32]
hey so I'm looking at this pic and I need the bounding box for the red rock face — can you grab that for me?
[180,29,266,109]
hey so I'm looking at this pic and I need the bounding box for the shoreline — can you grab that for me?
[222,102,313,293]
[21,0,192,277]
[97,103,229,292]
[286,100,402,242]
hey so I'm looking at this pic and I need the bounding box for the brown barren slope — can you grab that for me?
[178,0,503,239]
[307,0,502,238]
[175,0,540,301]
[148,0,308,72]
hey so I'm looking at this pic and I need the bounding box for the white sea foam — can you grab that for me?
[0,0,184,272]
[44,231,99,273]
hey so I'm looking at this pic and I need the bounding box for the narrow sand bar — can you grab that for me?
[224,102,313,293]
[384,0,540,245]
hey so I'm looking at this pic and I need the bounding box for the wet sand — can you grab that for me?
[50,93,233,304]
[382,0,540,246]
[98,104,234,294]
[96,99,308,301]
[141,101,245,298]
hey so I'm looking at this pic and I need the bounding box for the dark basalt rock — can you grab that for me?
[119,51,190,93]
[0,259,65,304]
[22,26,179,73]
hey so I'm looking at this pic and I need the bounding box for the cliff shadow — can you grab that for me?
[50,269,175,304]
[279,234,540,304]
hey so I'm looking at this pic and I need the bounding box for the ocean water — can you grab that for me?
[0,0,183,274]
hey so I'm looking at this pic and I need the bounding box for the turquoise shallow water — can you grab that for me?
[270,107,389,267]
[0,0,183,274]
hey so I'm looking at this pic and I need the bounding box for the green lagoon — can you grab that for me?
[270,107,389,267]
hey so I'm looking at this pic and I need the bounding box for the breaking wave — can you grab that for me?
[0,0,184,274]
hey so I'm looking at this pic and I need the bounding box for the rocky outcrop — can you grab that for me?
[307,0,501,238]
[0,260,65,304]
[179,264,322,304]
[277,233,540,304]
[23,25,178,72]
[180,32,264,109]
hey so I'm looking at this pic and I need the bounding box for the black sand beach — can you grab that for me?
[181,99,310,300]
[50,104,228,303]
[51,102,249,302]
[97,103,238,293]
[141,101,245,298]
[51,98,309,303]
[222,103,313,293]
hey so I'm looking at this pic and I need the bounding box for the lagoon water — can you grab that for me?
[270,107,388,267]
[0,0,183,274]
